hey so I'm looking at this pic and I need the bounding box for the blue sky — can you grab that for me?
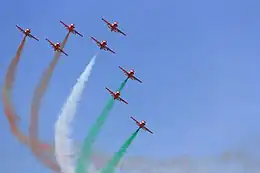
[1,0,260,172]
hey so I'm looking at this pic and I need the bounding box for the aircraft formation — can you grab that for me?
[6,17,156,173]
[15,19,153,134]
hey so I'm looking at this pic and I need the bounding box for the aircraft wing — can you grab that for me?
[16,25,24,33]
[119,66,129,75]
[29,34,39,41]
[105,46,116,54]
[46,38,54,46]
[60,21,69,28]
[131,116,139,124]
[90,36,101,45]
[75,30,83,37]
[132,76,142,83]
[59,49,68,56]
[105,87,114,96]
[144,126,153,134]
[118,97,128,104]
[116,28,126,36]
[102,18,112,26]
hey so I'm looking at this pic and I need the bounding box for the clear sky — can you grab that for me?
[1,0,260,172]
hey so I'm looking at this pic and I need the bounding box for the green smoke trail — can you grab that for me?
[101,128,140,173]
[76,78,128,173]
[117,78,128,91]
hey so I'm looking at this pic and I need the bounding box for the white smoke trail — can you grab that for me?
[54,54,97,173]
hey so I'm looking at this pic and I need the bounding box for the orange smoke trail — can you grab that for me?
[2,36,50,149]
[2,36,27,142]
[29,32,70,172]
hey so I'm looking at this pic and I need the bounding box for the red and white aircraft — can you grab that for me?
[45,38,68,56]
[90,36,115,54]
[16,25,39,41]
[119,66,142,83]
[102,18,126,36]
[60,21,83,37]
[131,116,153,134]
[105,87,128,104]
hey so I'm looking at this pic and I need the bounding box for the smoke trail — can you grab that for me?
[55,54,97,173]
[29,32,70,172]
[76,79,128,173]
[78,147,260,173]
[2,36,49,150]
[75,99,114,173]
[118,78,128,91]
[72,139,260,173]
[101,128,140,173]
[2,36,26,139]
[116,151,260,173]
